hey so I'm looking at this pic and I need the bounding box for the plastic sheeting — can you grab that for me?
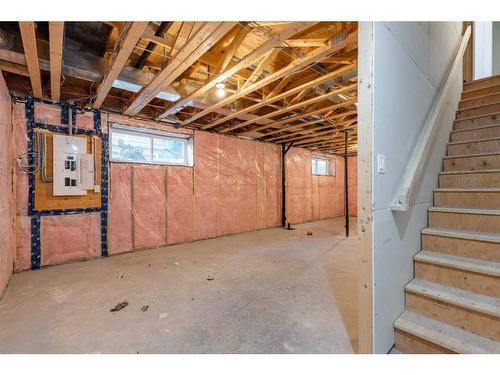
[286,149,353,224]
[13,102,357,270]
[348,156,358,216]
[107,129,282,254]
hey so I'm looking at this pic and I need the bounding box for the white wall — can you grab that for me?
[370,22,463,353]
[493,22,500,75]
[474,22,493,79]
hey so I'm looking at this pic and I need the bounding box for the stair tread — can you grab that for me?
[415,250,500,277]
[457,101,500,113]
[448,135,500,146]
[464,74,500,88]
[443,151,500,159]
[428,206,500,215]
[439,168,500,175]
[434,188,500,192]
[394,311,500,354]
[406,279,500,317]
[422,227,500,243]
[460,90,500,104]
[451,123,500,133]
[454,110,500,122]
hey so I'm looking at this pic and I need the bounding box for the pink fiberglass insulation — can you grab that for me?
[132,165,167,249]
[108,163,133,254]
[34,102,61,125]
[312,176,320,220]
[15,215,31,271]
[348,156,358,216]
[13,104,28,215]
[0,74,14,296]
[194,131,219,240]
[217,134,240,236]
[255,142,266,230]
[167,167,194,244]
[41,213,100,266]
[264,144,281,228]
[237,138,258,233]
[75,111,95,131]
[286,147,312,224]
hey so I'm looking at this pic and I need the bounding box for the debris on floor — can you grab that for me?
[117,274,124,279]
[174,262,179,266]
[110,301,128,312]
[141,305,149,312]
[307,231,313,236]
[159,312,168,319]
[207,275,214,281]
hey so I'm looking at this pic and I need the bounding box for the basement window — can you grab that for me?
[109,124,193,166]
[311,156,330,176]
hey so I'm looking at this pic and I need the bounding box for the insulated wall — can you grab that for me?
[0,73,14,297]
[12,102,356,271]
[285,147,357,225]
[368,22,463,353]
[97,114,283,256]
[13,101,102,271]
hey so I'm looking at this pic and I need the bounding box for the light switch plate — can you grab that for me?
[377,154,386,174]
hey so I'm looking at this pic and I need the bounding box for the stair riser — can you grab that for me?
[454,114,500,131]
[434,191,500,209]
[450,126,500,142]
[457,104,500,120]
[394,329,455,354]
[428,211,500,234]
[459,93,500,110]
[443,154,500,171]
[422,233,500,262]
[464,77,500,92]
[462,87,500,101]
[406,292,500,341]
[447,139,500,156]
[415,261,500,298]
[439,172,500,188]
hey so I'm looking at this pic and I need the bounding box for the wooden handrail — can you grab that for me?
[391,25,472,211]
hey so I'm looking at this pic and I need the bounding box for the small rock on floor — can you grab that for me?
[110,301,128,312]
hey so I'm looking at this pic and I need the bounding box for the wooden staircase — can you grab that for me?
[394,75,500,354]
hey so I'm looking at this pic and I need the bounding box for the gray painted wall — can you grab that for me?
[370,22,463,353]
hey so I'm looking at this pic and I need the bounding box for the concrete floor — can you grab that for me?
[0,217,358,354]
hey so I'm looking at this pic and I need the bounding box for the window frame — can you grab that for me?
[311,156,331,176]
[109,123,193,167]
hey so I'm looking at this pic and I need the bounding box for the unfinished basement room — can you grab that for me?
[0,21,360,353]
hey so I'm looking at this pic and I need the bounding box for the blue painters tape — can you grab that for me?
[30,215,41,269]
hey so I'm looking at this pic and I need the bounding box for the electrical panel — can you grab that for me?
[53,135,95,196]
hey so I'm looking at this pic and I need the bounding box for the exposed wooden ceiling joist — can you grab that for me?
[156,22,319,120]
[18,21,43,98]
[124,22,237,116]
[48,22,64,102]
[93,21,149,108]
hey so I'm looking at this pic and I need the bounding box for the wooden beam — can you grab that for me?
[273,120,357,143]
[171,22,195,56]
[254,105,357,135]
[19,22,43,98]
[219,81,357,133]
[285,38,329,48]
[156,22,318,120]
[214,25,251,74]
[241,49,276,90]
[267,118,357,142]
[124,22,236,116]
[267,75,292,98]
[177,32,357,127]
[203,63,357,130]
[93,21,149,108]
[48,22,64,102]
